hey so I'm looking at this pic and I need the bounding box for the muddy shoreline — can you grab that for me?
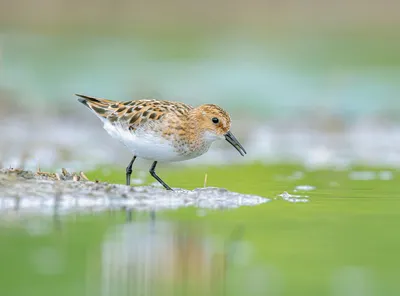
[0,168,269,215]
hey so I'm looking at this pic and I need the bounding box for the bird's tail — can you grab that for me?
[76,94,117,121]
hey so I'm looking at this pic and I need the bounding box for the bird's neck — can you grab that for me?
[186,112,212,149]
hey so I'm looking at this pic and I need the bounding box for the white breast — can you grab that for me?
[102,121,201,162]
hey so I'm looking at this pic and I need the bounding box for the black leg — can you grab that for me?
[149,161,172,190]
[126,156,137,186]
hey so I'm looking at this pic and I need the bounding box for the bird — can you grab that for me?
[76,94,246,190]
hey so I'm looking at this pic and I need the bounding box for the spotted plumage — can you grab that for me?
[76,94,246,190]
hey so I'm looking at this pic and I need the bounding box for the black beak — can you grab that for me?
[225,131,247,156]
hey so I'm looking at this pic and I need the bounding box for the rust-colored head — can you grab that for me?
[192,104,231,140]
[190,104,246,156]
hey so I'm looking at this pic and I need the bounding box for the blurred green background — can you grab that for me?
[1,0,400,118]
[1,1,400,295]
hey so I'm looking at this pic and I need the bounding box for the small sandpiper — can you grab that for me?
[76,94,246,190]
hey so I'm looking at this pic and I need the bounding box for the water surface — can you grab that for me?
[1,164,399,296]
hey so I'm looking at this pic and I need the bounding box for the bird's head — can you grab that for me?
[191,104,247,156]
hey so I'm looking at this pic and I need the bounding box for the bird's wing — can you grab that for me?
[76,94,193,131]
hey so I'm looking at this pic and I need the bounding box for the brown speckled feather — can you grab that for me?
[76,94,193,132]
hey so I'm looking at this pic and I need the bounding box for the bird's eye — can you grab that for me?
[212,117,219,124]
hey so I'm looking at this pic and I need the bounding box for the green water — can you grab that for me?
[1,164,400,296]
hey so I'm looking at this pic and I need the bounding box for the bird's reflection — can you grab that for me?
[101,210,246,296]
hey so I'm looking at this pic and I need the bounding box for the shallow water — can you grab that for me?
[1,164,399,296]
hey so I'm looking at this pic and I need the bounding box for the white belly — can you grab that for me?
[103,121,201,162]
